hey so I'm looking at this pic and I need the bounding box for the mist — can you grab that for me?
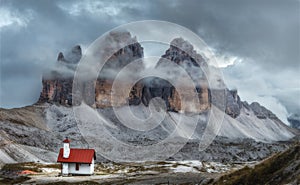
[0,0,299,124]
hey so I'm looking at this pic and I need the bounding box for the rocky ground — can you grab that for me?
[1,143,299,185]
[0,103,298,164]
[0,160,250,185]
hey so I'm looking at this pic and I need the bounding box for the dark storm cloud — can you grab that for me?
[143,0,300,70]
[0,0,124,107]
[0,0,299,122]
[134,0,299,120]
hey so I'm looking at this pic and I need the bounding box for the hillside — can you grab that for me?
[0,105,47,130]
[213,143,300,185]
[0,103,296,164]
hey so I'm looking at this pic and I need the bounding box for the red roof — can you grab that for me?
[63,138,71,143]
[57,148,96,163]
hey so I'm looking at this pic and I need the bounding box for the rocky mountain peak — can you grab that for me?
[39,31,144,107]
[99,31,144,79]
[288,113,300,129]
[246,102,278,119]
[108,30,137,44]
[38,32,287,123]
[63,45,82,64]
[57,52,65,61]
[170,38,194,52]
[160,37,205,67]
[102,31,141,57]
[56,45,82,64]
[224,89,242,118]
[141,38,210,112]
[71,45,82,55]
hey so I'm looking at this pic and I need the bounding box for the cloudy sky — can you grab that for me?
[0,0,299,124]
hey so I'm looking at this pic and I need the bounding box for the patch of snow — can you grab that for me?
[41,168,60,173]
[171,165,198,173]
[169,160,203,168]
[206,168,218,173]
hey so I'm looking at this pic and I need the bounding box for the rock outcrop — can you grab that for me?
[141,38,245,116]
[244,102,278,119]
[38,31,144,108]
[38,33,281,120]
[94,31,144,108]
[225,89,242,118]
[142,38,210,113]
[38,45,82,105]
[39,78,74,106]
[57,45,82,64]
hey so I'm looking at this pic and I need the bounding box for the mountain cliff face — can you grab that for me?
[37,35,243,118]
[141,38,210,113]
[38,31,144,108]
[38,45,82,105]
[38,34,276,122]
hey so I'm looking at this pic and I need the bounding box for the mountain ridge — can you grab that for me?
[38,32,285,124]
[0,31,298,164]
